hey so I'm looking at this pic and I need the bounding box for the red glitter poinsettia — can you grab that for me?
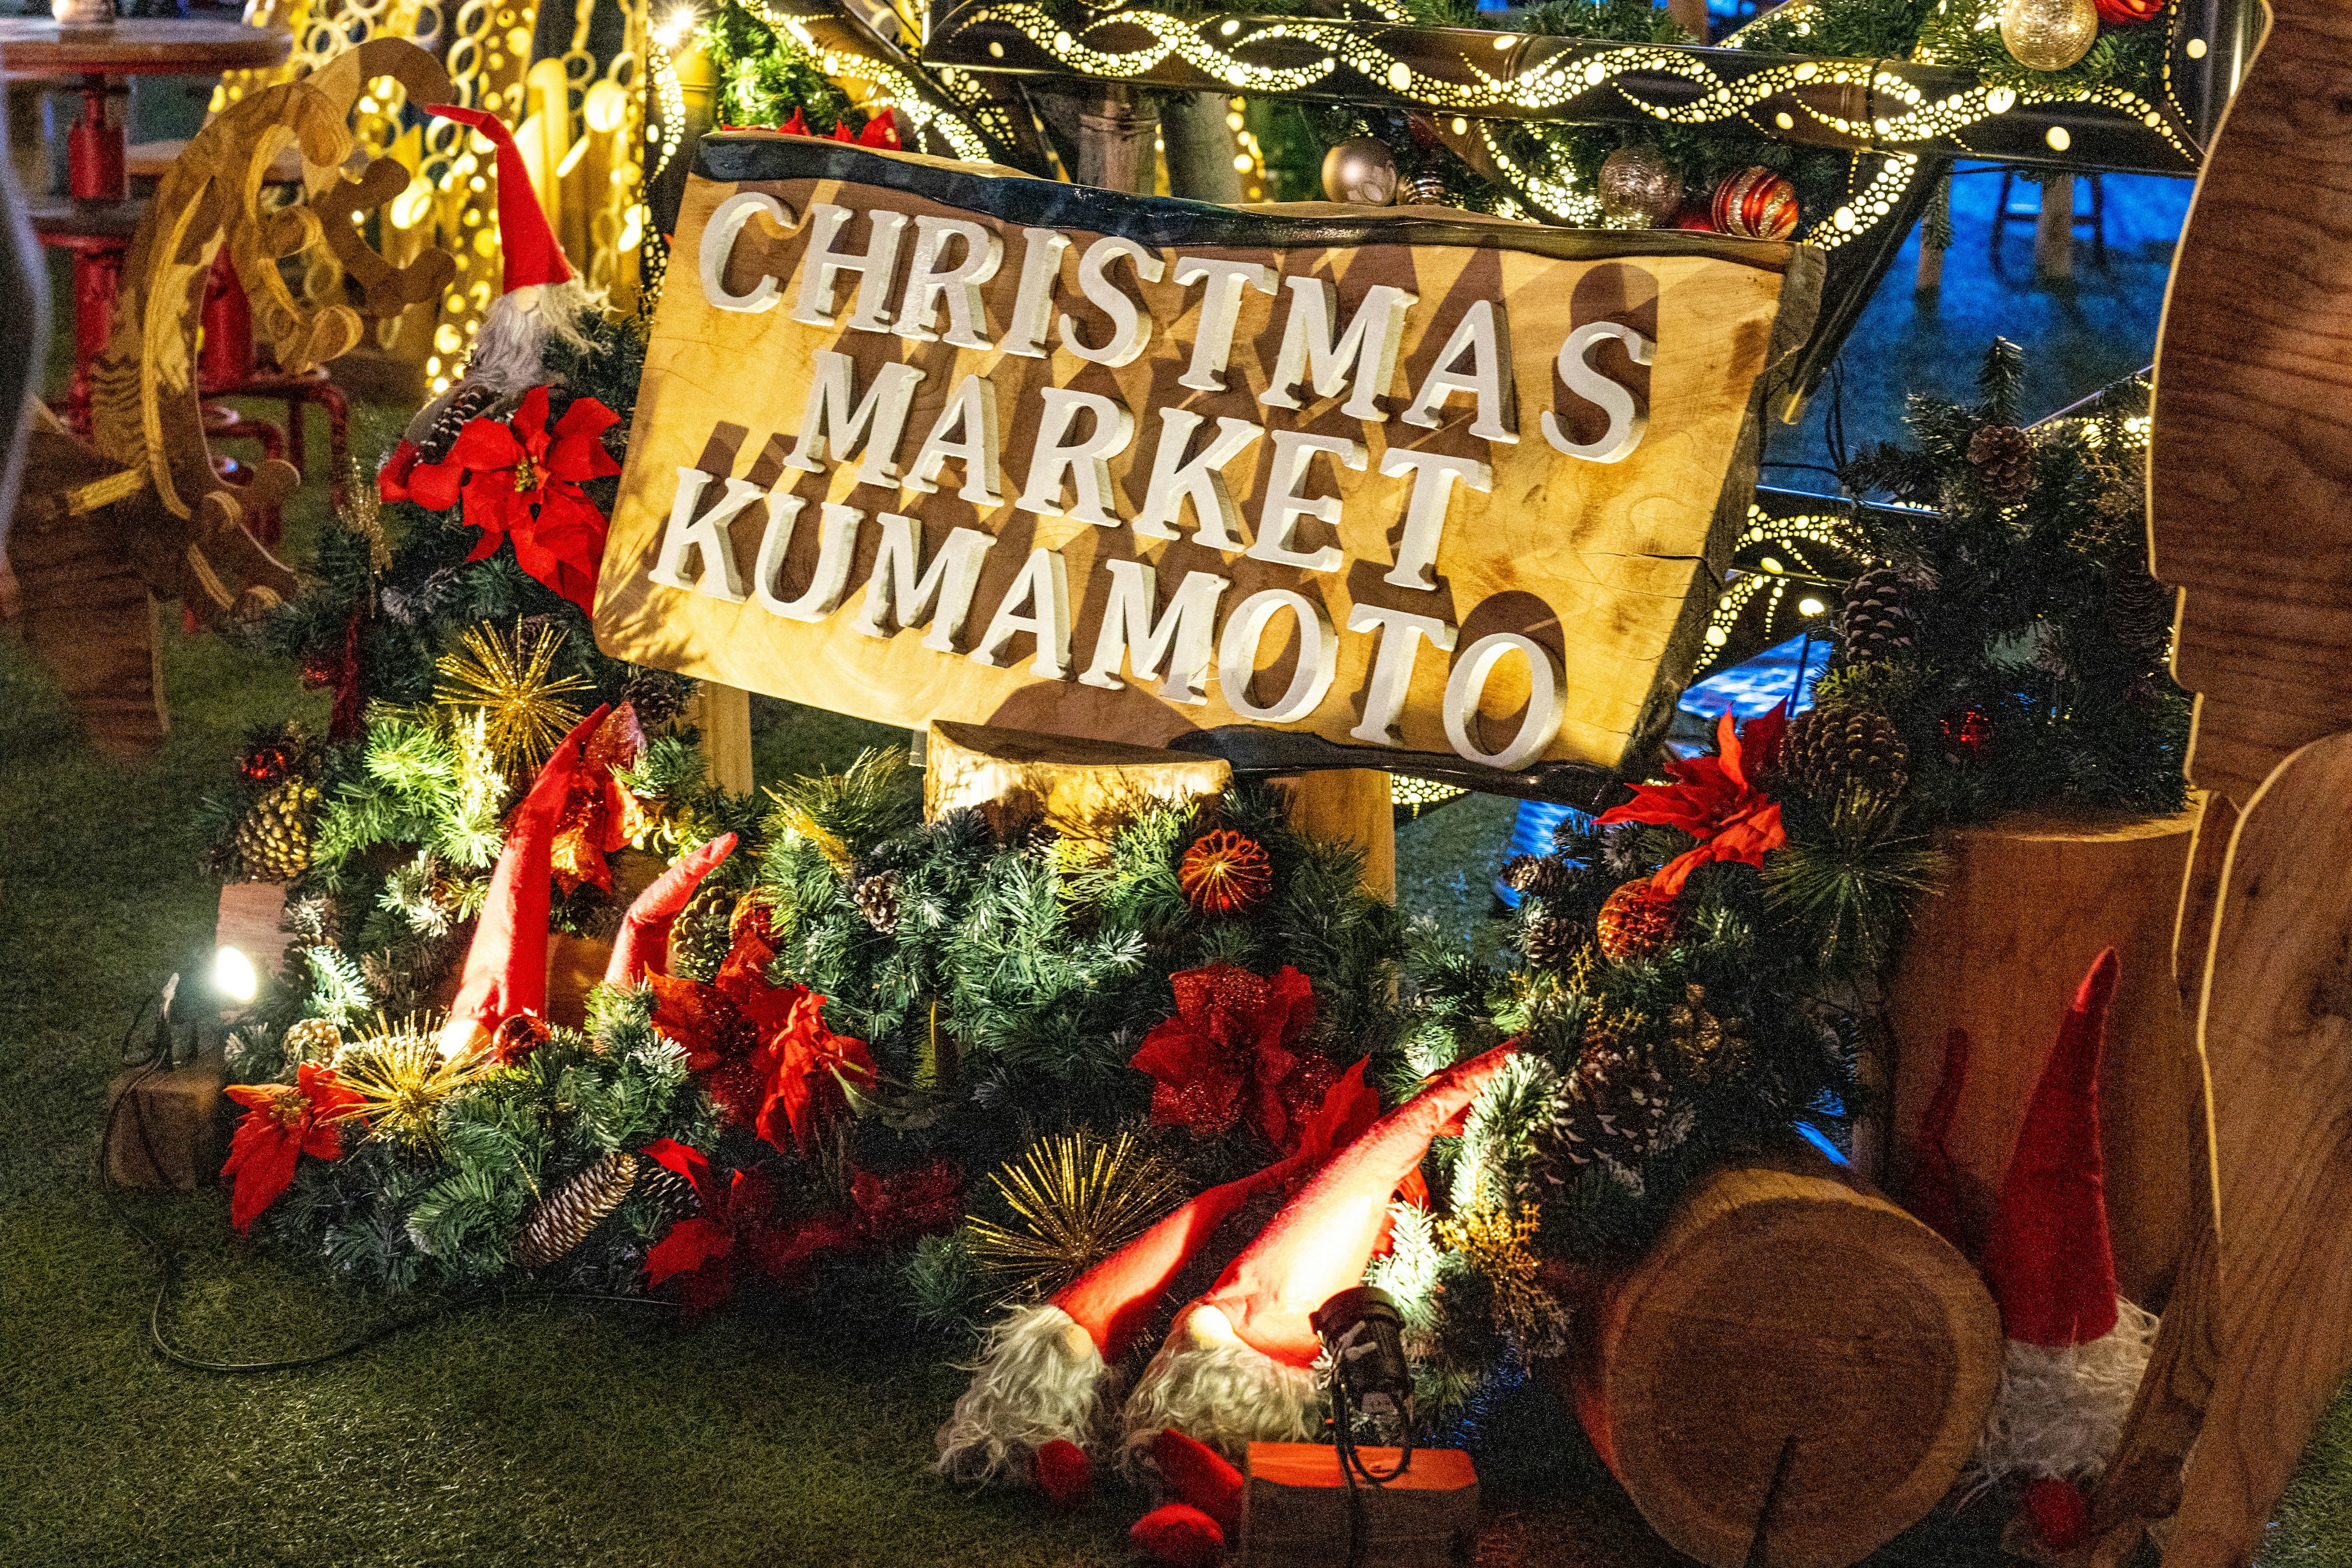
[640,1137,793,1313]
[549,701,655,894]
[1596,707,1790,896]
[1129,962,1336,1152]
[643,921,876,1156]
[222,1063,365,1232]
[382,386,620,614]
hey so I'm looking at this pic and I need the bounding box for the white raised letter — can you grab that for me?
[1002,228,1072,359]
[648,469,756,601]
[1346,603,1457,745]
[1016,388,1134,528]
[1218,588,1338,723]
[1378,448,1493,592]
[895,216,1001,350]
[753,498,863,622]
[1542,320,1656,463]
[699,192,793,313]
[782,349,927,488]
[970,547,1073,679]
[1248,429,1363,574]
[1172,256,1276,392]
[1442,631,1566,769]
[1059,235,1164,368]
[1131,409,1262,546]
[1403,300,1517,443]
[903,375,1006,507]
[850,514,997,652]
[1259,276,1417,423]
[1079,559,1231,703]
[790,203,910,333]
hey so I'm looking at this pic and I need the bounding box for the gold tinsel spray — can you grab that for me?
[966,1130,1186,1301]
[333,1012,498,1153]
[434,622,593,778]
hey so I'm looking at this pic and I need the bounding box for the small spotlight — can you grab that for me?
[1798,596,1829,617]
[1313,1285,1415,1466]
[213,945,259,1006]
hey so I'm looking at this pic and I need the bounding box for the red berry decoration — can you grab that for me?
[2023,1476,2091,1552]
[1940,707,1993,763]
[1177,829,1274,916]
[1711,166,1801,241]
[2092,0,2162,22]
[238,739,297,785]
[1596,880,1681,963]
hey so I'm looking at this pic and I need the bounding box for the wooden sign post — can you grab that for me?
[592,137,1819,807]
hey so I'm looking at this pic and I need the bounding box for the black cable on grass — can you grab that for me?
[100,984,675,1376]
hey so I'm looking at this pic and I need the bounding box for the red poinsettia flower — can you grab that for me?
[1129,962,1335,1151]
[222,1063,365,1232]
[1596,706,1790,895]
[747,985,877,1155]
[399,386,621,614]
[849,1156,964,1246]
[549,701,654,894]
[641,1137,788,1313]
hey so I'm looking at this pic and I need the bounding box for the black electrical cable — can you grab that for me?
[99,985,676,1376]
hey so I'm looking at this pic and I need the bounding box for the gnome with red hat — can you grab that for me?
[1967,949,2158,1557]
[1117,1044,1521,1461]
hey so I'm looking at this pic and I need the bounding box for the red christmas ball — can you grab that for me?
[2092,0,2162,23]
[1711,166,1801,241]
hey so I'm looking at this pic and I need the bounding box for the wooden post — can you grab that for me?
[1077,86,1158,195]
[1561,1155,2000,1568]
[692,680,755,795]
[1883,807,2204,1309]
[1159,91,1242,203]
[1273,770,1395,899]
[1665,0,1711,40]
[1915,176,1947,293]
[921,720,1231,836]
[2035,177,2075,281]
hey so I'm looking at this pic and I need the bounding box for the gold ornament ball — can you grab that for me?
[1321,137,1398,206]
[1597,145,1683,228]
[2000,0,2100,72]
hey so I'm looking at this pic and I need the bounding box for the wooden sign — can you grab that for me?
[595,137,1820,790]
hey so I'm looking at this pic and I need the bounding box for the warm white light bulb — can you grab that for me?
[213,945,259,1005]
[1798,597,1828,617]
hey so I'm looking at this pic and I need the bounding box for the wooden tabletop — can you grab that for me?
[0,18,289,78]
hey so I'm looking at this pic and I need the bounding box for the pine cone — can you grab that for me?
[1836,566,1917,663]
[853,869,901,933]
[1967,423,2036,504]
[670,881,737,982]
[1521,913,1582,970]
[1502,853,1576,903]
[417,382,502,464]
[1665,984,1748,1083]
[639,1163,700,1229]
[1596,880,1679,964]
[1781,707,1910,801]
[2106,568,2173,667]
[1547,1041,1671,1170]
[516,1150,639,1270]
[236,778,322,882]
[620,670,687,734]
[282,1017,342,1065]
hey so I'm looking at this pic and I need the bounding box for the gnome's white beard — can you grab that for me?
[1118,1308,1322,1468]
[1975,1297,2160,1482]
[935,1303,1111,1487]
[466,278,602,394]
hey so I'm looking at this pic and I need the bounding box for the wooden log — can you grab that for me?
[1883,807,2203,1309]
[1238,1442,1478,1568]
[922,718,1231,838]
[1562,1158,2000,1568]
[692,681,756,796]
[1272,769,1396,899]
[105,1049,227,1191]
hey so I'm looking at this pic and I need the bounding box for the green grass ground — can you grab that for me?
[6,327,2349,1568]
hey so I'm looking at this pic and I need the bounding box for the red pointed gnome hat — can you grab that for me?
[605,833,737,987]
[1979,949,2122,1349]
[1054,1062,1383,1362]
[443,707,607,1044]
[1192,1043,1519,1366]
[426,103,575,290]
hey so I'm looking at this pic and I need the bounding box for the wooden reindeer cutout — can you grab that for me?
[9,38,454,756]
[2090,0,2352,1561]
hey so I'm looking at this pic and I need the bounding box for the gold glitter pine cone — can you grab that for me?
[1177,829,1274,915]
[516,1150,639,1270]
[236,778,321,882]
[1596,880,1680,964]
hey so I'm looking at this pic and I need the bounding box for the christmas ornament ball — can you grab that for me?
[2000,0,2100,72]
[1321,138,1399,206]
[1711,166,1800,241]
[1597,145,1683,228]
[1401,171,1450,206]
[2091,0,2161,22]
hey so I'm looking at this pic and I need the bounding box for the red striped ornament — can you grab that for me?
[2092,0,2162,21]
[1710,167,1801,241]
